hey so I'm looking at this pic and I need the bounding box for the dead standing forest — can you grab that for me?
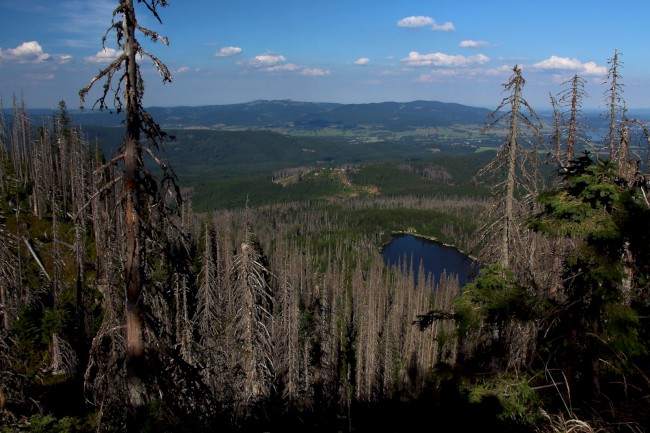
[1,1,650,433]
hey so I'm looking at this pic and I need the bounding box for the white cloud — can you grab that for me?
[299,68,331,76]
[246,54,287,68]
[432,21,455,31]
[175,66,201,74]
[484,65,515,76]
[533,56,583,70]
[263,64,330,76]
[215,46,242,57]
[398,16,434,28]
[264,63,301,72]
[532,55,606,76]
[415,64,512,82]
[0,41,50,63]
[397,16,455,31]
[354,57,370,66]
[57,55,73,64]
[240,53,329,76]
[459,40,488,49]
[402,51,490,68]
[581,61,606,76]
[84,47,121,64]
[498,56,528,62]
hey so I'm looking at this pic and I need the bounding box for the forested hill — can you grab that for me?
[22,100,650,133]
[26,99,493,130]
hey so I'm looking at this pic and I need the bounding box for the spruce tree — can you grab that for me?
[79,1,178,430]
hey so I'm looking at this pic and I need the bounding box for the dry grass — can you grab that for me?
[537,409,646,433]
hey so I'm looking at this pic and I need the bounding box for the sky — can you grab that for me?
[1,0,649,111]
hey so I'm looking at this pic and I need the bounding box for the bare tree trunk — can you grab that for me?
[500,69,526,269]
[11,96,28,186]
[566,75,579,164]
[73,135,87,338]
[550,94,563,167]
[121,1,146,426]
[0,98,7,195]
[232,221,274,404]
[607,49,620,158]
[504,112,518,269]
[474,66,540,274]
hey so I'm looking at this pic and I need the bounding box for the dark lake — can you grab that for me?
[380,234,479,287]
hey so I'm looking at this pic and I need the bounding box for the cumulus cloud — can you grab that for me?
[459,40,488,48]
[532,55,606,76]
[398,16,434,28]
[175,66,202,74]
[484,65,516,76]
[432,21,455,31]
[415,65,511,82]
[402,51,489,68]
[264,63,301,72]
[239,52,330,76]
[354,57,370,66]
[0,41,51,63]
[299,68,331,76]
[263,64,330,76]
[581,62,607,76]
[397,16,455,31]
[215,46,242,57]
[84,47,121,64]
[245,54,287,68]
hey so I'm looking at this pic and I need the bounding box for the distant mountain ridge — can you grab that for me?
[25,100,494,131]
[20,100,650,132]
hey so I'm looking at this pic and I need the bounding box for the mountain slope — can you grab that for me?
[36,99,493,130]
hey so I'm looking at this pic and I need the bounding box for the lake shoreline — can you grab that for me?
[384,230,480,263]
[380,232,480,287]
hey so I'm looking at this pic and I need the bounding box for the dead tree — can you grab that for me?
[473,66,542,274]
[78,0,177,430]
[0,98,7,190]
[551,74,589,170]
[605,49,624,161]
[231,219,275,406]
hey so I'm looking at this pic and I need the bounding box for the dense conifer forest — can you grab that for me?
[1,2,650,433]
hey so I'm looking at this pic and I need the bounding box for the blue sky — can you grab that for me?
[1,0,649,110]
